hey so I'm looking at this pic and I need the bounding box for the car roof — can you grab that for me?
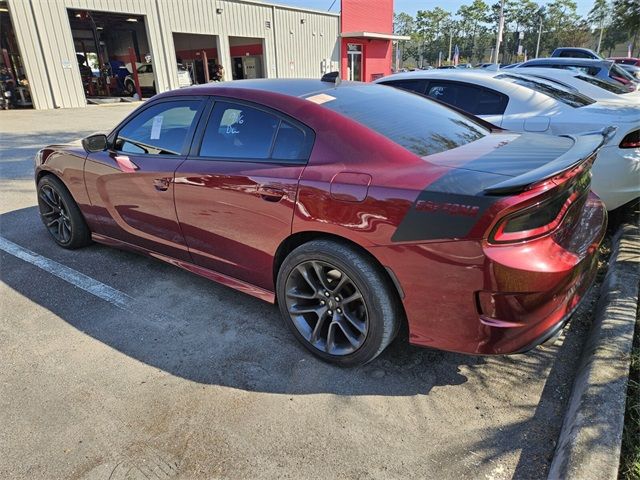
[521,58,611,67]
[161,79,346,98]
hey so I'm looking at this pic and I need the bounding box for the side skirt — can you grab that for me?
[91,233,276,303]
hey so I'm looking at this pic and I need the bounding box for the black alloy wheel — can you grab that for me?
[277,240,401,366]
[37,176,91,249]
[285,260,368,356]
[39,183,72,244]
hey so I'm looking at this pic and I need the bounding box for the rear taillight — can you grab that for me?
[489,168,591,244]
[620,130,640,148]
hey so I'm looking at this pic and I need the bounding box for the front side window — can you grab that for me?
[426,82,508,115]
[495,74,595,108]
[115,100,201,155]
[307,84,489,157]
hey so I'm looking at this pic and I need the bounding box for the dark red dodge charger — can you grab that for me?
[35,79,607,366]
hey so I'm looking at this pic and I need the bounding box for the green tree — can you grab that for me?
[611,0,640,55]
[588,0,611,54]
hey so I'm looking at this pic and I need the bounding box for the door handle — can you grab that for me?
[153,177,171,191]
[258,185,286,202]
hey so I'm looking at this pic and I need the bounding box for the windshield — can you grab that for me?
[576,74,629,94]
[305,85,489,157]
[495,73,595,107]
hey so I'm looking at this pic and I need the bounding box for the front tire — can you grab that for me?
[276,240,401,366]
[37,175,91,249]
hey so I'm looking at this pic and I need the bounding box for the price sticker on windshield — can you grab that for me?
[150,116,163,140]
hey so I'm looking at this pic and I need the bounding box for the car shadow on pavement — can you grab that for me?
[1,206,572,400]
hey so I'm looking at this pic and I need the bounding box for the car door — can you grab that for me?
[424,80,508,126]
[84,97,206,261]
[173,98,314,291]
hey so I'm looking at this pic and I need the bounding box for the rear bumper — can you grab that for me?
[458,193,606,355]
[374,193,607,356]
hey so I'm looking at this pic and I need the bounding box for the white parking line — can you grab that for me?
[0,236,133,310]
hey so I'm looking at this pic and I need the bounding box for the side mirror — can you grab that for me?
[82,133,108,153]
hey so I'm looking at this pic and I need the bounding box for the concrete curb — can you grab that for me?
[548,216,640,480]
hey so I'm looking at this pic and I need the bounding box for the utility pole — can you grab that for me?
[535,15,543,58]
[448,28,453,62]
[494,0,505,64]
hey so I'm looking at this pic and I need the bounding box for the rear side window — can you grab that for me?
[576,74,628,94]
[200,102,278,159]
[425,81,508,115]
[115,100,202,155]
[307,84,489,157]
[381,79,427,95]
[495,74,595,107]
[199,101,311,161]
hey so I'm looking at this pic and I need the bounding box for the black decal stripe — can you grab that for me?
[391,169,505,243]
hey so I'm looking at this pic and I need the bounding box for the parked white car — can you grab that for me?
[375,70,640,210]
[508,67,640,104]
[124,63,192,95]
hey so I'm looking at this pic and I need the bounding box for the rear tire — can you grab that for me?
[37,175,91,249]
[276,239,401,366]
[125,80,135,96]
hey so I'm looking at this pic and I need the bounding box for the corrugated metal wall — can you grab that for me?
[7,0,339,109]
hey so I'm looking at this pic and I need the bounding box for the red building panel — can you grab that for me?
[340,0,394,82]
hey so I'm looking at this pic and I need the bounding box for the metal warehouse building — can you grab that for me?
[1,0,342,109]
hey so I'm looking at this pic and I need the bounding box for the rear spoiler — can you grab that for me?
[483,126,617,195]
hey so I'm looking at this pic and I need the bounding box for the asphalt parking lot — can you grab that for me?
[0,104,601,480]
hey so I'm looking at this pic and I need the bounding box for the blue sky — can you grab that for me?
[274,0,593,17]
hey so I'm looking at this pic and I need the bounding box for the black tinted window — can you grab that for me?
[115,100,201,155]
[426,82,508,115]
[307,85,489,157]
[495,74,595,107]
[272,122,307,160]
[200,102,279,159]
[382,79,427,95]
[559,50,591,58]
[576,74,628,94]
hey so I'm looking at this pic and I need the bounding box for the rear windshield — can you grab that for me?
[305,85,489,157]
[495,73,595,107]
[576,74,629,94]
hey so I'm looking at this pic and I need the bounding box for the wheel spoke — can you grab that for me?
[325,321,337,353]
[296,264,319,293]
[42,210,58,218]
[57,219,64,238]
[286,289,316,300]
[46,218,60,228]
[342,310,367,334]
[310,311,330,344]
[39,190,56,209]
[62,221,72,241]
[336,318,361,348]
[311,261,332,291]
[331,273,348,294]
[288,304,323,316]
[341,291,363,305]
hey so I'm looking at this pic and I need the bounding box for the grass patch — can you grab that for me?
[619,300,640,480]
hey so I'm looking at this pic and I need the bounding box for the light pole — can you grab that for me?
[535,15,543,58]
[494,0,505,64]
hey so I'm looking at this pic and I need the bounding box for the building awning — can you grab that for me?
[341,31,410,41]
